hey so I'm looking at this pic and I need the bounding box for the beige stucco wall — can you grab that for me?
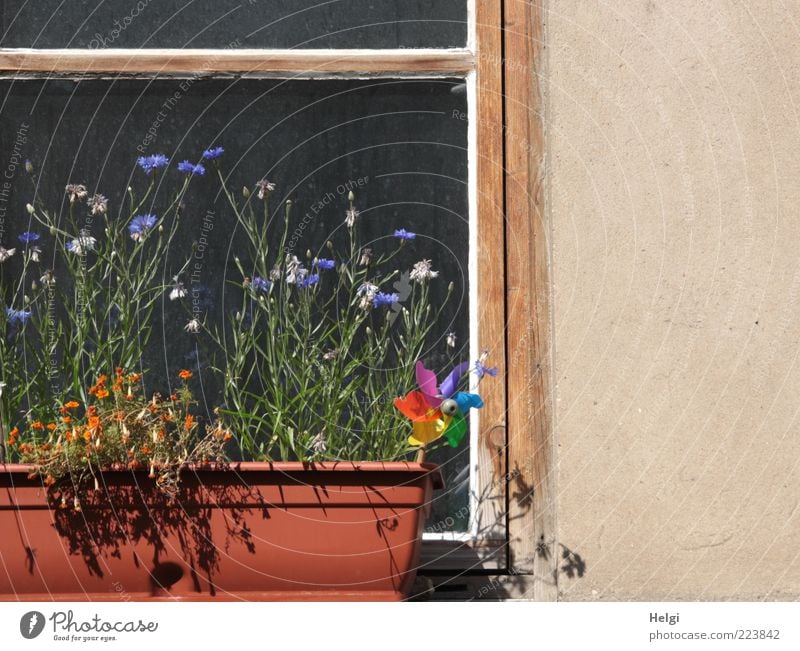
[549,0,800,600]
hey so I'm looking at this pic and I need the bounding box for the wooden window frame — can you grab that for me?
[0,0,554,600]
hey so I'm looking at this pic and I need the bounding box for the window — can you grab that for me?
[0,0,552,598]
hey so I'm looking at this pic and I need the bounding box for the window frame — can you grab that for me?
[0,0,555,599]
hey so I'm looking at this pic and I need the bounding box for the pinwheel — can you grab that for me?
[394,360,485,448]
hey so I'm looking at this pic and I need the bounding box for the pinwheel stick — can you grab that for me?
[415,445,426,463]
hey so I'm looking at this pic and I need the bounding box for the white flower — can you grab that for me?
[285,255,307,285]
[269,266,282,281]
[356,281,379,310]
[447,332,457,348]
[40,271,56,287]
[184,318,201,333]
[0,247,16,263]
[322,349,338,361]
[359,247,372,266]
[310,432,327,454]
[30,246,42,263]
[345,208,359,228]
[169,279,187,301]
[409,259,439,283]
[66,234,97,254]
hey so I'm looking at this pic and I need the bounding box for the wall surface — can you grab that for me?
[549,0,800,600]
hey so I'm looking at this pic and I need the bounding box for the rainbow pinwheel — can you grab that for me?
[394,360,485,448]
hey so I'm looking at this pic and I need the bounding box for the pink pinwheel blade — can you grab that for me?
[439,361,469,398]
[415,360,442,407]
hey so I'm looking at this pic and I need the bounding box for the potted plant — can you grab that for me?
[0,150,492,601]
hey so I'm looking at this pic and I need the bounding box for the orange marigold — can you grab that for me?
[31,421,44,430]
[184,414,195,430]
[178,369,193,380]
[65,401,80,409]
[46,423,57,431]
[95,388,110,399]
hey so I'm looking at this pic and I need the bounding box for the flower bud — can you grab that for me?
[242,186,250,198]
[348,190,355,203]
[50,225,57,236]
[24,160,33,174]
[158,224,164,234]
[365,326,372,335]
[31,281,38,291]
[26,203,34,214]
[326,240,333,250]
[448,281,454,293]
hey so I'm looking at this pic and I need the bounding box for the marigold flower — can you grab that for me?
[178,369,193,380]
[31,421,44,430]
[223,432,233,442]
[185,414,195,429]
[62,415,72,424]
[95,388,110,399]
[65,401,80,409]
[46,423,57,431]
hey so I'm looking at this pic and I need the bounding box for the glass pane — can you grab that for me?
[0,1,467,49]
[0,77,470,530]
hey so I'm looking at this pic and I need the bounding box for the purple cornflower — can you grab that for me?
[5,306,32,326]
[252,276,271,292]
[372,292,399,308]
[393,228,416,240]
[313,258,336,270]
[202,147,224,160]
[298,274,320,288]
[18,231,40,244]
[177,160,206,175]
[137,154,169,174]
[474,358,498,379]
[128,214,158,241]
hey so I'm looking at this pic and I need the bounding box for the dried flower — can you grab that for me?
[447,332,457,348]
[255,178,275,200]
[356,282,379,310]
[87,194,108,215]
[65,183,88,203]
[345,208,359,228]
[409,259,439,283]
[0,247,16,263]
[184,318,201,333]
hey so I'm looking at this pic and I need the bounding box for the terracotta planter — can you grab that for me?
[0,461,442,601]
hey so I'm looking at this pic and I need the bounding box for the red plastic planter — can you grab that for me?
[0,462,442,601]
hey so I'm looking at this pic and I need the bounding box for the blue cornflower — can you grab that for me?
[298,274,320,289]
[393,228,416,240]
[202,147,224,160]
[5,306,32,326]
[137,154,169,174]
[18,231,40,244]
[372,292,399,308]
[251,276,271,292]
[128,214,158,241]
[177,160,206,176]
[474,359,499,379]
[313,258,336,270]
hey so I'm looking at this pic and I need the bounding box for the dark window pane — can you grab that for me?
[0,77,470,529]
[0,1,466,49]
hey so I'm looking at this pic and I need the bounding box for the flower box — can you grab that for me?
[0,462,442,601]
